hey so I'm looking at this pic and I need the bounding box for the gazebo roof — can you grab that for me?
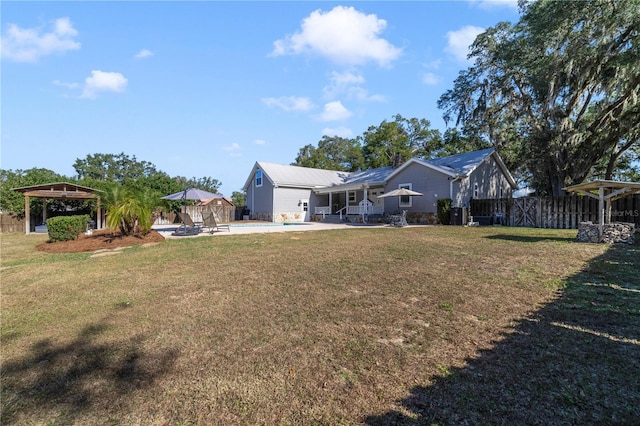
[564,179,640,202]
[11,181,103,200]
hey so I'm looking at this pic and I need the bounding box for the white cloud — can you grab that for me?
[271,6,402,67]
[254,139,267,145]
[223,142,242,157]
[1,17,80,63]
[135,49,154,59]
[469,0,519,10]
[318,101,352,122]
[52,79,80,89]
[81,70,128,99]
[323,70,385,102]
[424,59,442,70]
[445,25,485,62]
[321,126,354,138]
[422,72,441,86]
[261,96,315,112]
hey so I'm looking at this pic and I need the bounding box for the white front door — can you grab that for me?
[370,190,385,209]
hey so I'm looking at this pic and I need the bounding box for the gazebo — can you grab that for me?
[564,179,640,236]
[11,182,103,234]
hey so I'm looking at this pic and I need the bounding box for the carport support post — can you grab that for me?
[24,195,30,234]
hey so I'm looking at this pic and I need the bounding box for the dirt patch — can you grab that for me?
[36,229,165,253]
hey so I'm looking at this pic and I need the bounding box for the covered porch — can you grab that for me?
[313,184,386,222]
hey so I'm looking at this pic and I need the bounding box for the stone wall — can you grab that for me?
[576,221,636,244]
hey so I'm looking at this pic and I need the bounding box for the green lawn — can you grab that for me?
[1,226,638,425]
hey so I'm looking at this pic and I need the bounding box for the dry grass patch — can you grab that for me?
[2,227,638,424]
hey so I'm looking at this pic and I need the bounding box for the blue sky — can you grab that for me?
[1,1,520,196]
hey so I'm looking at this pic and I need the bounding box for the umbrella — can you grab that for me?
[162,187,221,230]
[161,187,220,201]
[377,188,424,198]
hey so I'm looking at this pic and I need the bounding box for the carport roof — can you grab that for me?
[11,181,103,199]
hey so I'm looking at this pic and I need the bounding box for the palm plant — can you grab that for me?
[104,185,161,236]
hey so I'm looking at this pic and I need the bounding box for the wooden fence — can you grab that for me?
[154,205,237,225]
[470,195,640,229]
[0,213,28,233]
[1,205,238,234]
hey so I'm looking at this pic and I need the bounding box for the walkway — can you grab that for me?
[153,222,396,239]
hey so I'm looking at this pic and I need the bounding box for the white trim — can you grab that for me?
[399,183,413,208]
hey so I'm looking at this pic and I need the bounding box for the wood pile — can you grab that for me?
[576,221,636,244]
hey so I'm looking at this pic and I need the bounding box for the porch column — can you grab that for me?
[362,187,368,223]
[329,192,333,214]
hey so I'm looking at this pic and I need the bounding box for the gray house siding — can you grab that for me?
[453,154,513,207]
[247,171,274,221]
[244,149,516,223]
[385,163,450,214]
[273,187,313,222]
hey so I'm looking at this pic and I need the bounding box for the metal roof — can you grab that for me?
[245,148,518,191]
[428,148,496,175]
[11,181,103,199]
[564,180,640,201]
[344,166,393,185]
[248,162,348,189]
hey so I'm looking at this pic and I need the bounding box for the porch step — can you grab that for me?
[319,215,343,224]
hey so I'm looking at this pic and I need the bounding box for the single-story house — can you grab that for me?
[242,148,518,223]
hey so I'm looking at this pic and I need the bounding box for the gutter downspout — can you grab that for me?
[449,175,463,203]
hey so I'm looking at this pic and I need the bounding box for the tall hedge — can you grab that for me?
[46,215,89,242]
[437,198,452,225]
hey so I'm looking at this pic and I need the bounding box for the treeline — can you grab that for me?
[292,114,489,172]
[0,152,224,217]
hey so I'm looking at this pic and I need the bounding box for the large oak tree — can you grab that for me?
[438,0,640,195]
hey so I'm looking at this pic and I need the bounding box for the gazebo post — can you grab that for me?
[42,199,47,226]
[598,186,605,237]
[25,195,31,235]
[97,196,102,229]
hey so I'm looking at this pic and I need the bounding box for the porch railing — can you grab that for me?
[335,205,385,220]
[314,206,331,218]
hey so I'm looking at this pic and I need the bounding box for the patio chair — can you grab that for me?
[174,212,201,235]
[390,210,408,227]
[201,210,231,234]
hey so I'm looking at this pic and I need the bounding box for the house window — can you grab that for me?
[399,183,412,208]
[474,182,479,198]
[348,191,356,203]
[256,170,263,187]
[300,200,308,212]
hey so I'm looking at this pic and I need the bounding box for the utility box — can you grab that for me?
[450,207,468,226]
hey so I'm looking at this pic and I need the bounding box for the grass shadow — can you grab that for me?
[1,321,179,424]
[484,233,576,243]
[365,244,640,425]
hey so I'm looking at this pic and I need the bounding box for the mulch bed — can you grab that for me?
[36,229,165,253]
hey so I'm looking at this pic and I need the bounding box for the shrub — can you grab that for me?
[47,215,90,242]
[437,198,452,225]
